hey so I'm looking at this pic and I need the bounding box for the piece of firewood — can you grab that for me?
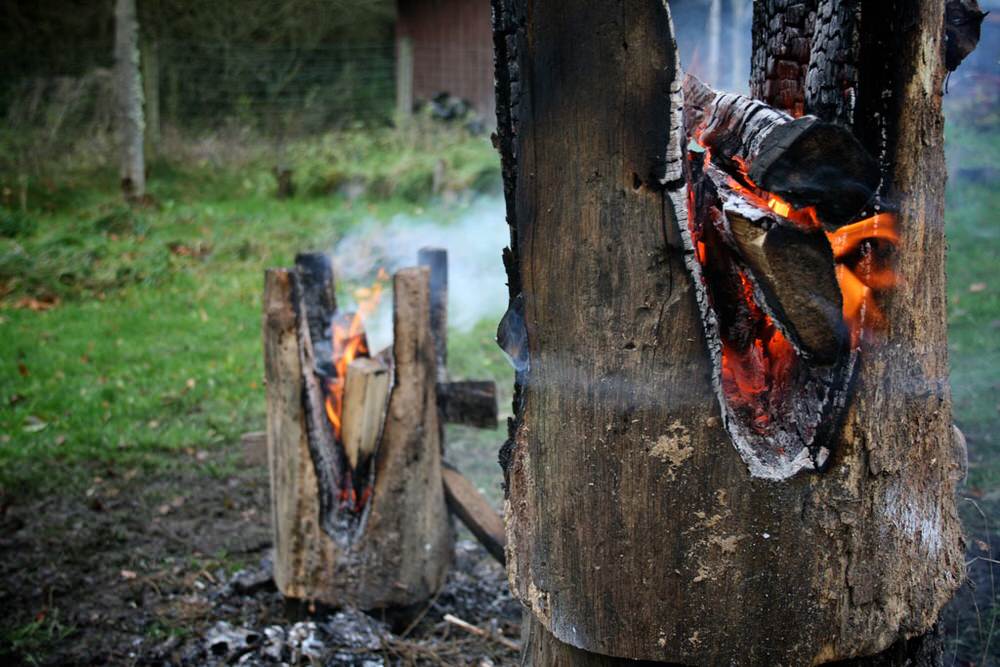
[684,74,879,229]
[724,197,846,364]
[441,463,505,565]
[341,357,390,469]
[437,381,498,429]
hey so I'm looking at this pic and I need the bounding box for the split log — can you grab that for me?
[437,381,498,429]
[492,0,963,665]
[684,74,879,228]
[341,357,390,470]
[441,463,505,565]
[263,262,452,609]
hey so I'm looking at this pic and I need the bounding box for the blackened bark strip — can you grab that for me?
[293,252,337,377]
[750,0,818,115]
[288,269,346,542]
[945,0,987,71]
[804,0,861,125]
[437,381,498,429]
[441,463,506,565]
[685,74,879,227]
[417,246,448,383]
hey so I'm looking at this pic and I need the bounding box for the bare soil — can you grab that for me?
[0,450,520,666]
[0,446,993,666]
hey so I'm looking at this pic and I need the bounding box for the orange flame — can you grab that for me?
[826,214,899,346]
[324,272,388,443]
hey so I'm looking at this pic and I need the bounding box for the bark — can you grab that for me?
[804,0,861,125]
[751,0,818,115]
[493,0,963,664]
[264,266,453,609]
[114,0,145,201]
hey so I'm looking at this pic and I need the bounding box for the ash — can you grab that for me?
[142,541,520,666]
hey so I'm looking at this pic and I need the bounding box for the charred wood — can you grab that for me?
[685,74,879,228]
[437,381,498,429]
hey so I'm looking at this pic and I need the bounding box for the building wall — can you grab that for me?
[396,0,494,119]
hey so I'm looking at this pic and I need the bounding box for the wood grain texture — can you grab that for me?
[264,267,453,609]
[493,0,962,663]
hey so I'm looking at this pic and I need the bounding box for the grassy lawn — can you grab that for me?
[0,126,510,498]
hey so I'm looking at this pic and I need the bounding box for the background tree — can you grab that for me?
[114,0,145,200]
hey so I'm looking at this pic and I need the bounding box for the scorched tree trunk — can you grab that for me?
[492,0,965,664]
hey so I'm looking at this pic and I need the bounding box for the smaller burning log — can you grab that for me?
[264,258,452,609]
[264,248,502,606]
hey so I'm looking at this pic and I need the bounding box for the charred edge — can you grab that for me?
[289,270,353,545]
[492,0,526,497]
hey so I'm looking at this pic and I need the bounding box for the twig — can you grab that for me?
[443,613,520,651]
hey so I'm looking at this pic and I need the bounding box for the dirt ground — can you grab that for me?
[0,447,994,666]
[0,449,520,666]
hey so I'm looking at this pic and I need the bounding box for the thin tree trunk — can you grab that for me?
[492,0,963,664]
[707,0,722,85]
[730,0,747,91]
[114,0,145,201]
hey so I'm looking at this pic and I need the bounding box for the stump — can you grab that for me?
[263,260,452,609]
[492,0,964,664]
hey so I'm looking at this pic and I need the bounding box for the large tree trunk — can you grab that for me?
[492,0,963,664]
[114,0,145,201]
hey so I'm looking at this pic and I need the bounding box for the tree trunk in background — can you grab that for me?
[707,0,722,86]
[492,0,963,664]
[730,0,748,91]
[114,0,145,201]
[142,39,160,157]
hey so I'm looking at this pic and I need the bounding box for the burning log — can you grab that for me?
[263,259,452,609]
[492,0,963,664]
[684,74,880,229]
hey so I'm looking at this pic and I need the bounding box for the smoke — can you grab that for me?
[330,195,510,353]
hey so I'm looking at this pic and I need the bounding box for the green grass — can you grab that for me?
[945,108,1000,493]
[0,125,505,495]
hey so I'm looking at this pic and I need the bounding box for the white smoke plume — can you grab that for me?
[330,195,510,353]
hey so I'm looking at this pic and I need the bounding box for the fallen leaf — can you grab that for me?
[969,282,987,293]
[23,416,47,433]
[16,362,28,377]
[13,296,60,311]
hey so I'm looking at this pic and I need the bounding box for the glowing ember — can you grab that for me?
[688,141,900,440]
